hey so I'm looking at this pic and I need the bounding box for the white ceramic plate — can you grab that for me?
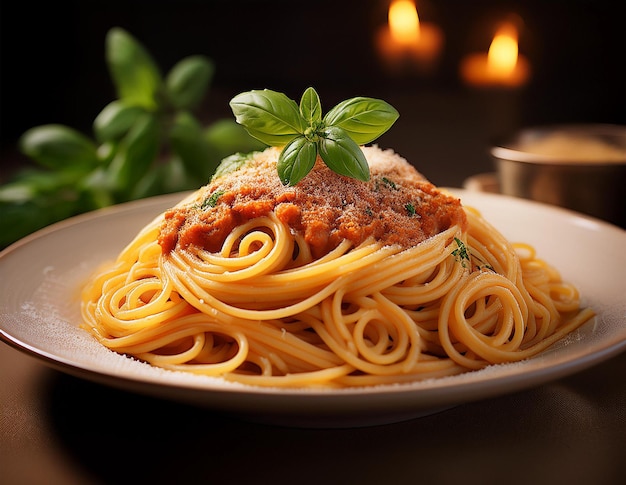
[1,189,625,428]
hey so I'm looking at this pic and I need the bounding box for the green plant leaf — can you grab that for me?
[96,141,118,165]
[318,126,370,181]
[204,119,266,164]
[127,163,166,200]
[277,136,318,186]
[323,97,399,145]
[105,27,162,109]
[0,168,84,199]
[212,152,258,181]
[130,157,197,199]
[0,200,44,247]
[80,167,116,209]
[0,195,77,248]
[18,124,99,170]
[162,157,199,192]
[0,169,86,247]
[169,111,213,181]
[229,89,306,146]
[166,55,214,110]
[93,100,146,143]
[108,113,160,196]
[299,87,322,126]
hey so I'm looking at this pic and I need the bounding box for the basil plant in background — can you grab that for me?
[0,27,264,248]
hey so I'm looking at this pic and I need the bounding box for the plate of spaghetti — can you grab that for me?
[1,89,625,427]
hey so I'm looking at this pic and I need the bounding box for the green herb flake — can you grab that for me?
[452,237,471,268]
[382,177,398,190]
[405,203,416,216]
[201,189,225,209]
[473,253,495,272]
[365,207,373,217]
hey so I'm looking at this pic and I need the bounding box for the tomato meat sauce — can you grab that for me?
[159,146,467,258]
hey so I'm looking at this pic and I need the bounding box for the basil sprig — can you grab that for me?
[229,87,399,185]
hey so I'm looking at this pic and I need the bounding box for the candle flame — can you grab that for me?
[487,23,519,77]
[389,0,421,44]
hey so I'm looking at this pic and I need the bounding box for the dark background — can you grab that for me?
[1,0,625,188]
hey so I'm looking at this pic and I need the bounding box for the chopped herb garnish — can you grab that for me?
[452,237,471,267]
[201,189,225,209]
[405,203,416,216]
[382,177,398,190]
[474,253,495,272]
[229,87,399,186]
[365,207,373,217]
[451,237,495,271]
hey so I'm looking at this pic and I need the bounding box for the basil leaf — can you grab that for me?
[19,124,99,170]
[93,100,146,143]
[0,193,78,248]
[318,126,369,181]
[299,87,322,126]
[323,97,399,145]
[212,152,257,181]
[230,89,306,146]
[108,113,160,194]
[162,157,199,192]
[166,55,214,110]
[80,167,116,209]
[105,27,162,109]
[0,168,82,202]
[169,111,213,180]
[204,119,266,163]
[277,136,318,186]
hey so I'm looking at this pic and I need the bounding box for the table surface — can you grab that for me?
[1,333,625,485]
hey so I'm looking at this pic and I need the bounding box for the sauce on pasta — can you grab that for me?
[160,147,467,257]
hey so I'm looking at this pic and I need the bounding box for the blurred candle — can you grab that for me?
[460,22,530,88]
[376,0,443,75]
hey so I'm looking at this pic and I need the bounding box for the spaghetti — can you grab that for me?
[80,146,594,387]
